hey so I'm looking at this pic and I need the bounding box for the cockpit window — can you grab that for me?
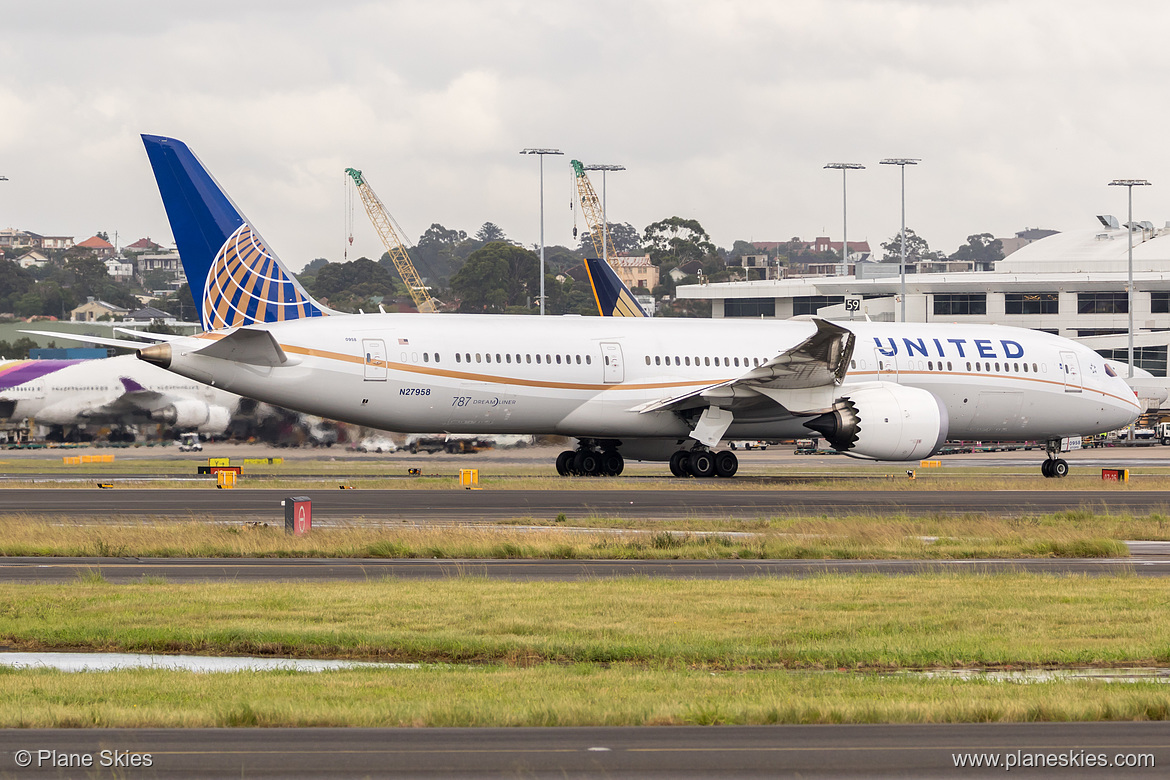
[1104,363,1118,377]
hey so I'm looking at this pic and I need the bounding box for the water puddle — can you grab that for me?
[0,651,417,673]
[891,668,1170,684]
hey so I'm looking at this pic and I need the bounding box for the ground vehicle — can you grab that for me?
[178,432,203,452]
[728,440,768,451]
[357,435,397,453]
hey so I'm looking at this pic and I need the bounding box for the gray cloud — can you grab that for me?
[2,0,1169,272]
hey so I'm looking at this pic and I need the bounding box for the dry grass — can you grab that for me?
[1,665,1168,728]
[0,512,1147,559]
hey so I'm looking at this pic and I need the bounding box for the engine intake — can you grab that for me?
[805,384,948,461]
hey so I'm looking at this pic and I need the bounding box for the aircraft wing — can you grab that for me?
[637,318,855,415]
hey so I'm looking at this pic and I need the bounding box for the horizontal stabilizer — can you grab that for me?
[194,327,289,367]
[20,330,155,352]
[113,327,184,343]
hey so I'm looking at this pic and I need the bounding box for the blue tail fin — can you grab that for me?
[141,135,330,330]
[584,257,648,317]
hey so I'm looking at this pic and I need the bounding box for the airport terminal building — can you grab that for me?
[676,220,1170,380]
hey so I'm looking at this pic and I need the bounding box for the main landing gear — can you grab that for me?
[556,439,625,477]
[668,448,738,479]
[1041,439,1069,478]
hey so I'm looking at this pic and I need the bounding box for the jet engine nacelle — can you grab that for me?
[197,405,232,434]
[153,399,213,429]
[805,384,948,461]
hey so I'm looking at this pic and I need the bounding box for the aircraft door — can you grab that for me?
[1059,351,1082,393]
[872,346,898,381]
[362,339,387,381]
[601,342,624,383]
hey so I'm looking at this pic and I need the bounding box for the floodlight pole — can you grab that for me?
[824,163,864,280]
[1109,179,1151,379]
[584,164,626,267]
[880,158,920,322]
[520,148,563,315]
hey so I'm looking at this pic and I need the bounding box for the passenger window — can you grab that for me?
[604,356,610,365]
[546,354,551,364]
[655,356,661,366]
[850,360,856,369]
[928,361,933,371]
[947,361,952,371]
[536,354,542,364]
[465,353,471,363]
[645,356,651,365]
[734,358,740,367]
[685,357,691,366]
[496,354,502,363]
[1014,362,1019,372]
[556,355,562,364]
[1033,363,1038,372]
[675,356,681,366]
[576,355,581,364]
[704,357,710,366]
[526,354,532,364]
[1022,363,1028,373]
[423,353,429,363]
[485,354,491,363]
[585,355,591,365]
[455,353,462,363]
[506,354,511,363]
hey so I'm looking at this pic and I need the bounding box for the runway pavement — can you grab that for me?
[2,554,1168,582]
[1,723,1164,778]
[3,487,1170,523]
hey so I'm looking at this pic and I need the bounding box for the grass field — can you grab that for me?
[0,511,1149,559]
[2,665,1168,728]
[3,573,1170,727]
[4,574,1168,669]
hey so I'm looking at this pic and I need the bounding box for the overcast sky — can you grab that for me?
[3,0,1169,271]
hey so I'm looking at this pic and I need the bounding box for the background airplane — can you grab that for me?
[0,354,242,442]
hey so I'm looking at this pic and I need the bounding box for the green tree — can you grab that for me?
[0,260,35,312]
[413,223,471,289]
[475,222,508,243]
[643,217,716,265]
[950,233,1004,264]
[450,242,539,313]
[880,228,942,264]
[577,221,640,256]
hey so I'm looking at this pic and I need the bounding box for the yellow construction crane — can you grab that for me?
[344,167,436,313]
[570,159,622,269]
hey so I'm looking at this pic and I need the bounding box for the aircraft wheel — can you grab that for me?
[556,450,575,476]
[1041,460,1053,478]
[1052,458,1069,478]
[574,450,600,476]
[688,450,716,478]
[669,450,691,478]
[601,450,624,477]
[714,450,739,478]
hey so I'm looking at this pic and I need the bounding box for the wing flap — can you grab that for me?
[637,319,854,416]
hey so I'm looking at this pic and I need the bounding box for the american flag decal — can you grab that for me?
[398,338,409,345]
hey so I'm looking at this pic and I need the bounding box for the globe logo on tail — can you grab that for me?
[202,224,325,330]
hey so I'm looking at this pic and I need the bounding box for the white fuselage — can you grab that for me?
[157,314,1141,450]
